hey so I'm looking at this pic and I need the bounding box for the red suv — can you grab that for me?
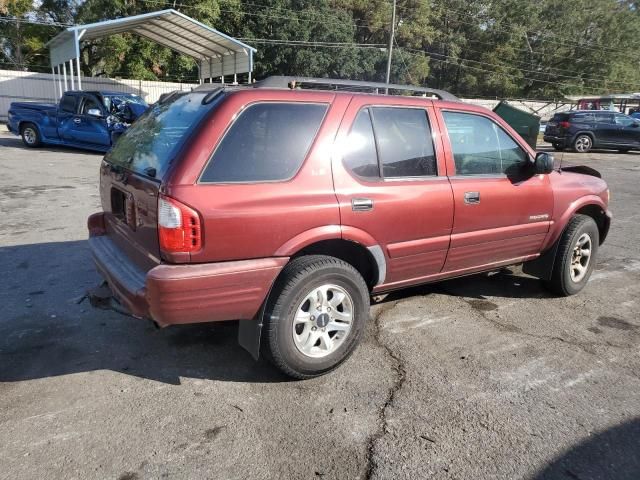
[88,77,611,378]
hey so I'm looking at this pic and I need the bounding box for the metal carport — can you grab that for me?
[46,9,256,99]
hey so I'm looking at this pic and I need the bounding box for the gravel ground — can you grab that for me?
[0,129,638,480]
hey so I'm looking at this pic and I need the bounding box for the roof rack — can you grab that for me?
[254,76,459,101]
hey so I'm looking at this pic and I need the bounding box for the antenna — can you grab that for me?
[558,150,565,171]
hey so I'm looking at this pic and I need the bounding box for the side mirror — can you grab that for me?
[534,152,555,174]
[87,108,102,118]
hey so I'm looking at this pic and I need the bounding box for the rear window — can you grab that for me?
[105,92,216,179]
[551,113,570,122]
[60,94,76,113]
[200,102,328,183]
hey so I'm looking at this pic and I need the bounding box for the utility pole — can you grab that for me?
[385,0,397,94]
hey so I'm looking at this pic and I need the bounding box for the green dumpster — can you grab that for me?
[492,100,540,150]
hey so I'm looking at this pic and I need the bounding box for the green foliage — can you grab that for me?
[2,0,640,98]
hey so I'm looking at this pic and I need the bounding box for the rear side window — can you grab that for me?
[572,112,595,123]
[343,109,379,179]
[371,107,437,177]
[443,111,527,175]
[200,102,328,183]
[60,95,76,113]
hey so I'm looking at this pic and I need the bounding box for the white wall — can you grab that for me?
[0,69,572,122]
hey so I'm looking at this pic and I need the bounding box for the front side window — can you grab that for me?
[200,102,328,183]
[614,114,635,127]
[442,111,527,176]
[81,97,100,115]
[595,112,614,124]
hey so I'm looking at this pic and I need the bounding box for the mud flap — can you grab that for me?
[238,317,263,361]
[522,239,560,281]
[238,280,277,361]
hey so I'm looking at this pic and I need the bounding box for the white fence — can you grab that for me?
[0,69,198,121]
[0,68,572,122]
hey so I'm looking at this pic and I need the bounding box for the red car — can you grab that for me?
[88,77,611,378]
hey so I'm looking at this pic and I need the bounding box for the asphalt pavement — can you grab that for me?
[0,129,638,480]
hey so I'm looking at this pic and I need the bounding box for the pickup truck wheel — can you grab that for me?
[20,123,41,148]
[573,134,592,153]
[544,215,599,296]
[262,255,369,379]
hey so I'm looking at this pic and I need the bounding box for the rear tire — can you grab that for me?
[544,215,599,296]
[618,149,630,154]
[573,134,592,153]
[262,255,370,379]
[20,123,41,148]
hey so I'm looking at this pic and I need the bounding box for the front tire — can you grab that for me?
[262,255,370,379]
[573,134,592,153]
[20,123,42,148]
[544,215,599,296]
[552,143,564,151]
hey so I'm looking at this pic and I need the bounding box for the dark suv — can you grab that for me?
[88,77,611,378]
[544,110,640,153]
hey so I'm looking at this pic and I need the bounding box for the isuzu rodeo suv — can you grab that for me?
[87,77,611,379]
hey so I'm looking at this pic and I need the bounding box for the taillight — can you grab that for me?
[559,121,571,129]
[158,195,202,254]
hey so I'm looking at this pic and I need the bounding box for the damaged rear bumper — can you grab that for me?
[88,233,288,327]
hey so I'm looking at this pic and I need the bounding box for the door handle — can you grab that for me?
[464,191,480,204]
[351,198,373,211]
[73,117,81,124]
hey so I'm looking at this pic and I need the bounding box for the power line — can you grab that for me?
[400,48,612,93]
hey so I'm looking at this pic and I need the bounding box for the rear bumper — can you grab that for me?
[543,135,568,146]
[88,234,288,327]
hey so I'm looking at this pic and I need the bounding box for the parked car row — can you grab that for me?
[86,77,611,379]
[544,110,640,153]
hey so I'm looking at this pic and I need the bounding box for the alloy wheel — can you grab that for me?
[292,284,354,358]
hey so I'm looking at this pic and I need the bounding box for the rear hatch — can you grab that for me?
[545,112,570,136]
[99,91,220,272]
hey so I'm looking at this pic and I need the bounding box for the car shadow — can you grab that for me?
[532,417,640,480]
[0,240,287,385]
[536,144,640,155]
[0,133,104,156]
[375,267,551,305]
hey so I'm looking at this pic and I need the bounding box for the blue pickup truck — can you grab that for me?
[7,90,148,152]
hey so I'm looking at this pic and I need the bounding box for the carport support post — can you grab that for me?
[69,59,75,90]
[55,65,62,97]
[62,63,68,91]
[76,56,82,90]
[51,67,57,100]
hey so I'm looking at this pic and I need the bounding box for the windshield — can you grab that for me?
[104,92,219,179]
[102,94,146,111]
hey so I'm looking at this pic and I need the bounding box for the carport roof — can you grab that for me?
[47,9,256,67]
